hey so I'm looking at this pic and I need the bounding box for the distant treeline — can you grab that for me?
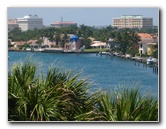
[8,24,158,42]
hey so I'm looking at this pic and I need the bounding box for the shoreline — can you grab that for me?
[8,50,158,66]
[8,49,100,54]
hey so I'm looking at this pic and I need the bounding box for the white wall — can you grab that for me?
[139,43,148,54]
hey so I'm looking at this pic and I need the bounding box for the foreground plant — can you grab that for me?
[8,60,98,121]
[8,60,158,121]
[94,87,158,121]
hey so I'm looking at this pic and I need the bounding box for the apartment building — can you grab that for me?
[17,15,43,31]
[113,15,153,29]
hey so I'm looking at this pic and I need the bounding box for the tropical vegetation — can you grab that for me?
[8,25,157,56]
[8,60,158,121]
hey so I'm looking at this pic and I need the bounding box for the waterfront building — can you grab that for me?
[113,15,153,29]
[50,21,77,28]
[64,35,84,52]
[138,33,158,55]
[11,41,27,50]
[90,41,108,49]
[8,19,19,31]
[42,37,56,47]
[8,40,38,50]
[17,15,43,31]
[107,38,120,49]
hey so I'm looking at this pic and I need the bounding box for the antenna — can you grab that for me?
[61,16,63,22]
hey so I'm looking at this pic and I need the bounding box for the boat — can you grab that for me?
[146,57,154,66]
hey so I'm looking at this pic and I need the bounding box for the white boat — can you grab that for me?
[26,47,31,51]
[147,57,154,66]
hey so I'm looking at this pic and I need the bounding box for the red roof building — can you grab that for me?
[50,21,77,28]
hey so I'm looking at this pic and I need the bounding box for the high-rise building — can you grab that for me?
[113,15,153,29]
[17,15,43,31]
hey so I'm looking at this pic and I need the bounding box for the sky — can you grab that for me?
[8,7,159,26]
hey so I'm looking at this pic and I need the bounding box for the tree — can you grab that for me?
[8,60,97,121]
[79,24,93,38]
[127,44,139,57]
[82,38,91,49]
[115,29,140,54]
[60,33,69,48]
[151,43,158,58]
[8,27,22,41]
[36,39,43,45]
[55,32,61,47]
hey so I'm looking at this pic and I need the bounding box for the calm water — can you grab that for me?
[8,51,158,98]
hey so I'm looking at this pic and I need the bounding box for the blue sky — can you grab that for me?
[8,7,159,26]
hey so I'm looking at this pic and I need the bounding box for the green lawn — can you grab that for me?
[83,48,110,53]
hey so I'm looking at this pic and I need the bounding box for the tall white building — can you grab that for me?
[113,15,153,29]
[17,15,43,31]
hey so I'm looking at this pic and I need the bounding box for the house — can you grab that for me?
[12,41,27,50]
[42,37,57,47]
[138,33,158,56]
[90,41,108,49]
[88,37,108,49]
[107,38,120,49]
[9,40,38,50]
[64,35,84,52]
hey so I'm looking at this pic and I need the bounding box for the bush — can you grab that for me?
[135,53,140,56]
[152,49,158,59]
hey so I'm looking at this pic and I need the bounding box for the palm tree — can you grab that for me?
[60,33,69,48]
[94,87,158,121]
[8,60,97,121]
[115,29,140,54]
[8,60,158,121]
[54,32,61,47]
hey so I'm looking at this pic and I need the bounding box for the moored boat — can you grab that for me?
[147,57,154,66]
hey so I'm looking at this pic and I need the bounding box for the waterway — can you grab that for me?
[8,51,159,99]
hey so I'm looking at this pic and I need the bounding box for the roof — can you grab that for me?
[8,22,18,25]
[137,33,152,38]
[13,41,27,46]
[138,33,158,44]
[27,40,38,44]
[70,35,78,42]
[138,39,153,44]
[12,40,38,46]
[88,37,95,41]
[23,15,39,19]
[70,35,78,39]
[91,41,107,47]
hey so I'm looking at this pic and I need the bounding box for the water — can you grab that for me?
[8,51,158,99]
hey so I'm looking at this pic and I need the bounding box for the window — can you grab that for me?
[140,44,142,48]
